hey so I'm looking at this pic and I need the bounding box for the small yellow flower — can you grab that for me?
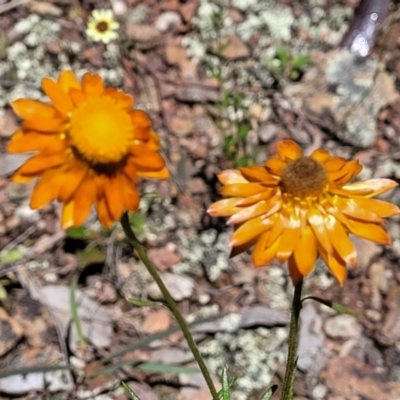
[8,71,169,228]
[86,9,119,44]
[208,140,399,285]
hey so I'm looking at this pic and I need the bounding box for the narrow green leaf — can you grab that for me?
[221,365,230,400]
[302,296,357,317]
[70,276,86,348]
[0,248,24,263]
[121,381,141,400]
[126,298,166,309]
[66,226,87,239]
[137,362,199,374]
[291,54,311,70]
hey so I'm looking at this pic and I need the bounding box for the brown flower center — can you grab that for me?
[96,21,109,32]
[280,156,327,198]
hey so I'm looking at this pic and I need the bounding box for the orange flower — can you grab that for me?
[208,140,399,285]
[8,71,169,228]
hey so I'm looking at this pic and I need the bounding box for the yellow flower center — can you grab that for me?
[69,97,132,164]
[280,156,327,198]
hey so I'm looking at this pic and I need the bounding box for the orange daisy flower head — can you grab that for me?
[208,140,399,285]
[8,71,169,228]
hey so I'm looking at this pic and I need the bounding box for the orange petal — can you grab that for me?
[325,215,356,266]
[230,215,273,247]
[57,160,88,203]
[293,226,317,276]
[308,210,333,254]
[323,157,346,172]
[105,88,134,110]
[334,197,382,223]
[318,245,347,285]
[30,169,61,209]
[328,160,362,185]
[96,196,114,227]
[239,166,277,183]
[264,214,286,247]
[219,183,268,198]
[130,146,166,171]
[144,131,161,151]
[218,169,248,185]
[58,70,81,93]
[104,176,124,221]
[14,152,66,177]
[23,116,65,133]
[207,198,242,217]
[236,188,276,207]
[287,255,304,285]
[276,140,303,162]
[347,220,391,245]
[61,201,75,229]
[310,149,331,163]
[82,73,105,96]
[12,99,58,120]
[137,167,170,179]
[7,132,66,154]
[227,200,274,225]
[276,218,301,263]
[118,174,140,212]
[343,178,398,198]
[252,233,280,266]
[130,110,152,140]
[69,88,87,106]
[73,175,96,226]
[350,197,399,218]
[42,77,74,115]
[264,157,286,175]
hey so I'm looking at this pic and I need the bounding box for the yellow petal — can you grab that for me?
[293,226,317,276]
[230,215,273,247]
[350,197,400,218]
[42,77,74,115]
[276,140,302,162]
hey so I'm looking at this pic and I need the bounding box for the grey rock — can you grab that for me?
[324,314,362,339]
[148,273,195,301]
[297,303,325,372]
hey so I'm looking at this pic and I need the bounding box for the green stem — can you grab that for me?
[120,213,218,400]
[280,279,303,400]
